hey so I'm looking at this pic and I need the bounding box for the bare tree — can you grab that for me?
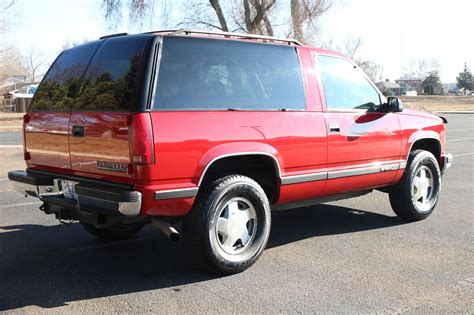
[98,0,332,41]
[0,0,17,35]
[403,58,440,80]
[209,0,229,31]
[290,0,332,43]
[25,49,47,83]
[0,46,23,81]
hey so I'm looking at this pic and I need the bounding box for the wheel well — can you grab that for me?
[200,155,279,202]
[410,139,441,162]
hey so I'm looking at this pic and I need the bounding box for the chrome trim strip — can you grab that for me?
[155,187,199,200]
[281,172,327,185]
[198,152,282,187]
[281,162,403,185]
[327,163,398,179]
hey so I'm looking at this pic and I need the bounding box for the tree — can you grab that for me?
[456,63,473,94]
[289,0,332,43]
[403,58,440,80]
[0,46,23,81]
[25,49,47,83]
[422,71,442,95]
[99,0,333,43]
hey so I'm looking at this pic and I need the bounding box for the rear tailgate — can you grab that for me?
[69,35,151,179]
[25,42,100,171]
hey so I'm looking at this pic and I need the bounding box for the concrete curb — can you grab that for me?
[435,111,474,114]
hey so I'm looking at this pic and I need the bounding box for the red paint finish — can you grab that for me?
[69,112,132,180]
[22,35,448,218]
[25,112,71,171]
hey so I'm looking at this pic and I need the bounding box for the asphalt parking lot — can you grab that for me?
[0,114,472,313]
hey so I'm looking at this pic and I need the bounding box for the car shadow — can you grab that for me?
[0,204,404,311]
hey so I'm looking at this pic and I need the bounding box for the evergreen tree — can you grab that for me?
[456,63,473,93]
[422,71,442,95]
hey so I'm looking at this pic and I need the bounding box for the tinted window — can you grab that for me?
[153,37,305,110]
[30,42,99,111]
[317,55,380,110]
[74,36,149,111]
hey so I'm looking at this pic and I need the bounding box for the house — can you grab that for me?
[376,80,401,96]
[395,77,423,94]
[0,65,30,93]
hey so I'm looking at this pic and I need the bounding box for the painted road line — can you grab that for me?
[0,201,41,210]
[447,137,474,142]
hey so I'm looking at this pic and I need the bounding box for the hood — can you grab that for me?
[400,108,444,123]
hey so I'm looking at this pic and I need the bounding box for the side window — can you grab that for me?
[30,42,99,111]
[317,55,381,110]
[74,36,149,111]
[153,37,306,110]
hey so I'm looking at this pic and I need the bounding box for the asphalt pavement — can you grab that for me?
[0,114,472,313]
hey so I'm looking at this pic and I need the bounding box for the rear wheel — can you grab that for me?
[389,150,441,221]
[81,222,144,241]
[184,175,271,274]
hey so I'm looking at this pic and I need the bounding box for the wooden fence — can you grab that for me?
[1,98,32,112]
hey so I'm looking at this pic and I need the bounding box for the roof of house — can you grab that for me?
[376,81,400,89]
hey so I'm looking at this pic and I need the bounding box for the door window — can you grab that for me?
[153,37,306,110]
[317,55,381,110]
[29,42,100,111]
[74,35,150,111]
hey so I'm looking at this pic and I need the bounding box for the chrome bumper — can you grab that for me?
[8,170,142,217]
[442,153,453,174]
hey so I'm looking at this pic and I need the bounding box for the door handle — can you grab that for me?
[328,125,340,133]
[72,125,85,137]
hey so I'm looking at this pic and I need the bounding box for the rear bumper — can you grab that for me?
[441,153,453,174]
[8,170,142,226]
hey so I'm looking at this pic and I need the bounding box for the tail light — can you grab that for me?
[129,113,155,165]
[23,114,30,160]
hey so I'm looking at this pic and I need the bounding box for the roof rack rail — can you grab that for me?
[148,29,303,46]
[99,32,128,40]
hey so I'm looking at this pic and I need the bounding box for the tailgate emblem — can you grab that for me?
[96,160,128,172]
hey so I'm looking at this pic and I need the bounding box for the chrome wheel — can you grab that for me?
[411,165,435,213]
[214,197,257,255]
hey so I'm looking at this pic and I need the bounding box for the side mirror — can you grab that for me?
[387,97,404,112]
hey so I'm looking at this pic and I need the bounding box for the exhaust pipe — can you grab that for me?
[151,217,181,241]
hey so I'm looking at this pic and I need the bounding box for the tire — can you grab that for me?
[81,222,144,241]
[389,150,441,221]
[184,175,271,275]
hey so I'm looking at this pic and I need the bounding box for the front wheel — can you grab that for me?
[184,175,271,274]
[389,150,441,221]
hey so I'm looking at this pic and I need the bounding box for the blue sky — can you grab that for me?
[4,0,474,82]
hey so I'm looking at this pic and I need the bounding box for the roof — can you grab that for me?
[395,77,423,81]
[376,81,400,89]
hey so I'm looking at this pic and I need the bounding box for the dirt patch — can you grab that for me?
[401,95,474,112]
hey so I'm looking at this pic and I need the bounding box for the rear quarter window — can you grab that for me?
[74,36,150,111]
[153,37,306,111]
[30,42,100,111]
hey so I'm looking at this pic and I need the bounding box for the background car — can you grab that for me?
[9,84,38,99]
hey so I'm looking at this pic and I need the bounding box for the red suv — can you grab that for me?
[9,30,452,274]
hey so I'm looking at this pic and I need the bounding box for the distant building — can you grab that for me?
[376,79,401,96]
[395,77,423,94]
[443,83,458,94]
[0,66,30,93]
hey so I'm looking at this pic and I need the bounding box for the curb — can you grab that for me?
[435,111,474,114]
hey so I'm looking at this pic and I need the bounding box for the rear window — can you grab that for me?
[153,37,305,110]
[30,42,100,111]
[74,36,149,111]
